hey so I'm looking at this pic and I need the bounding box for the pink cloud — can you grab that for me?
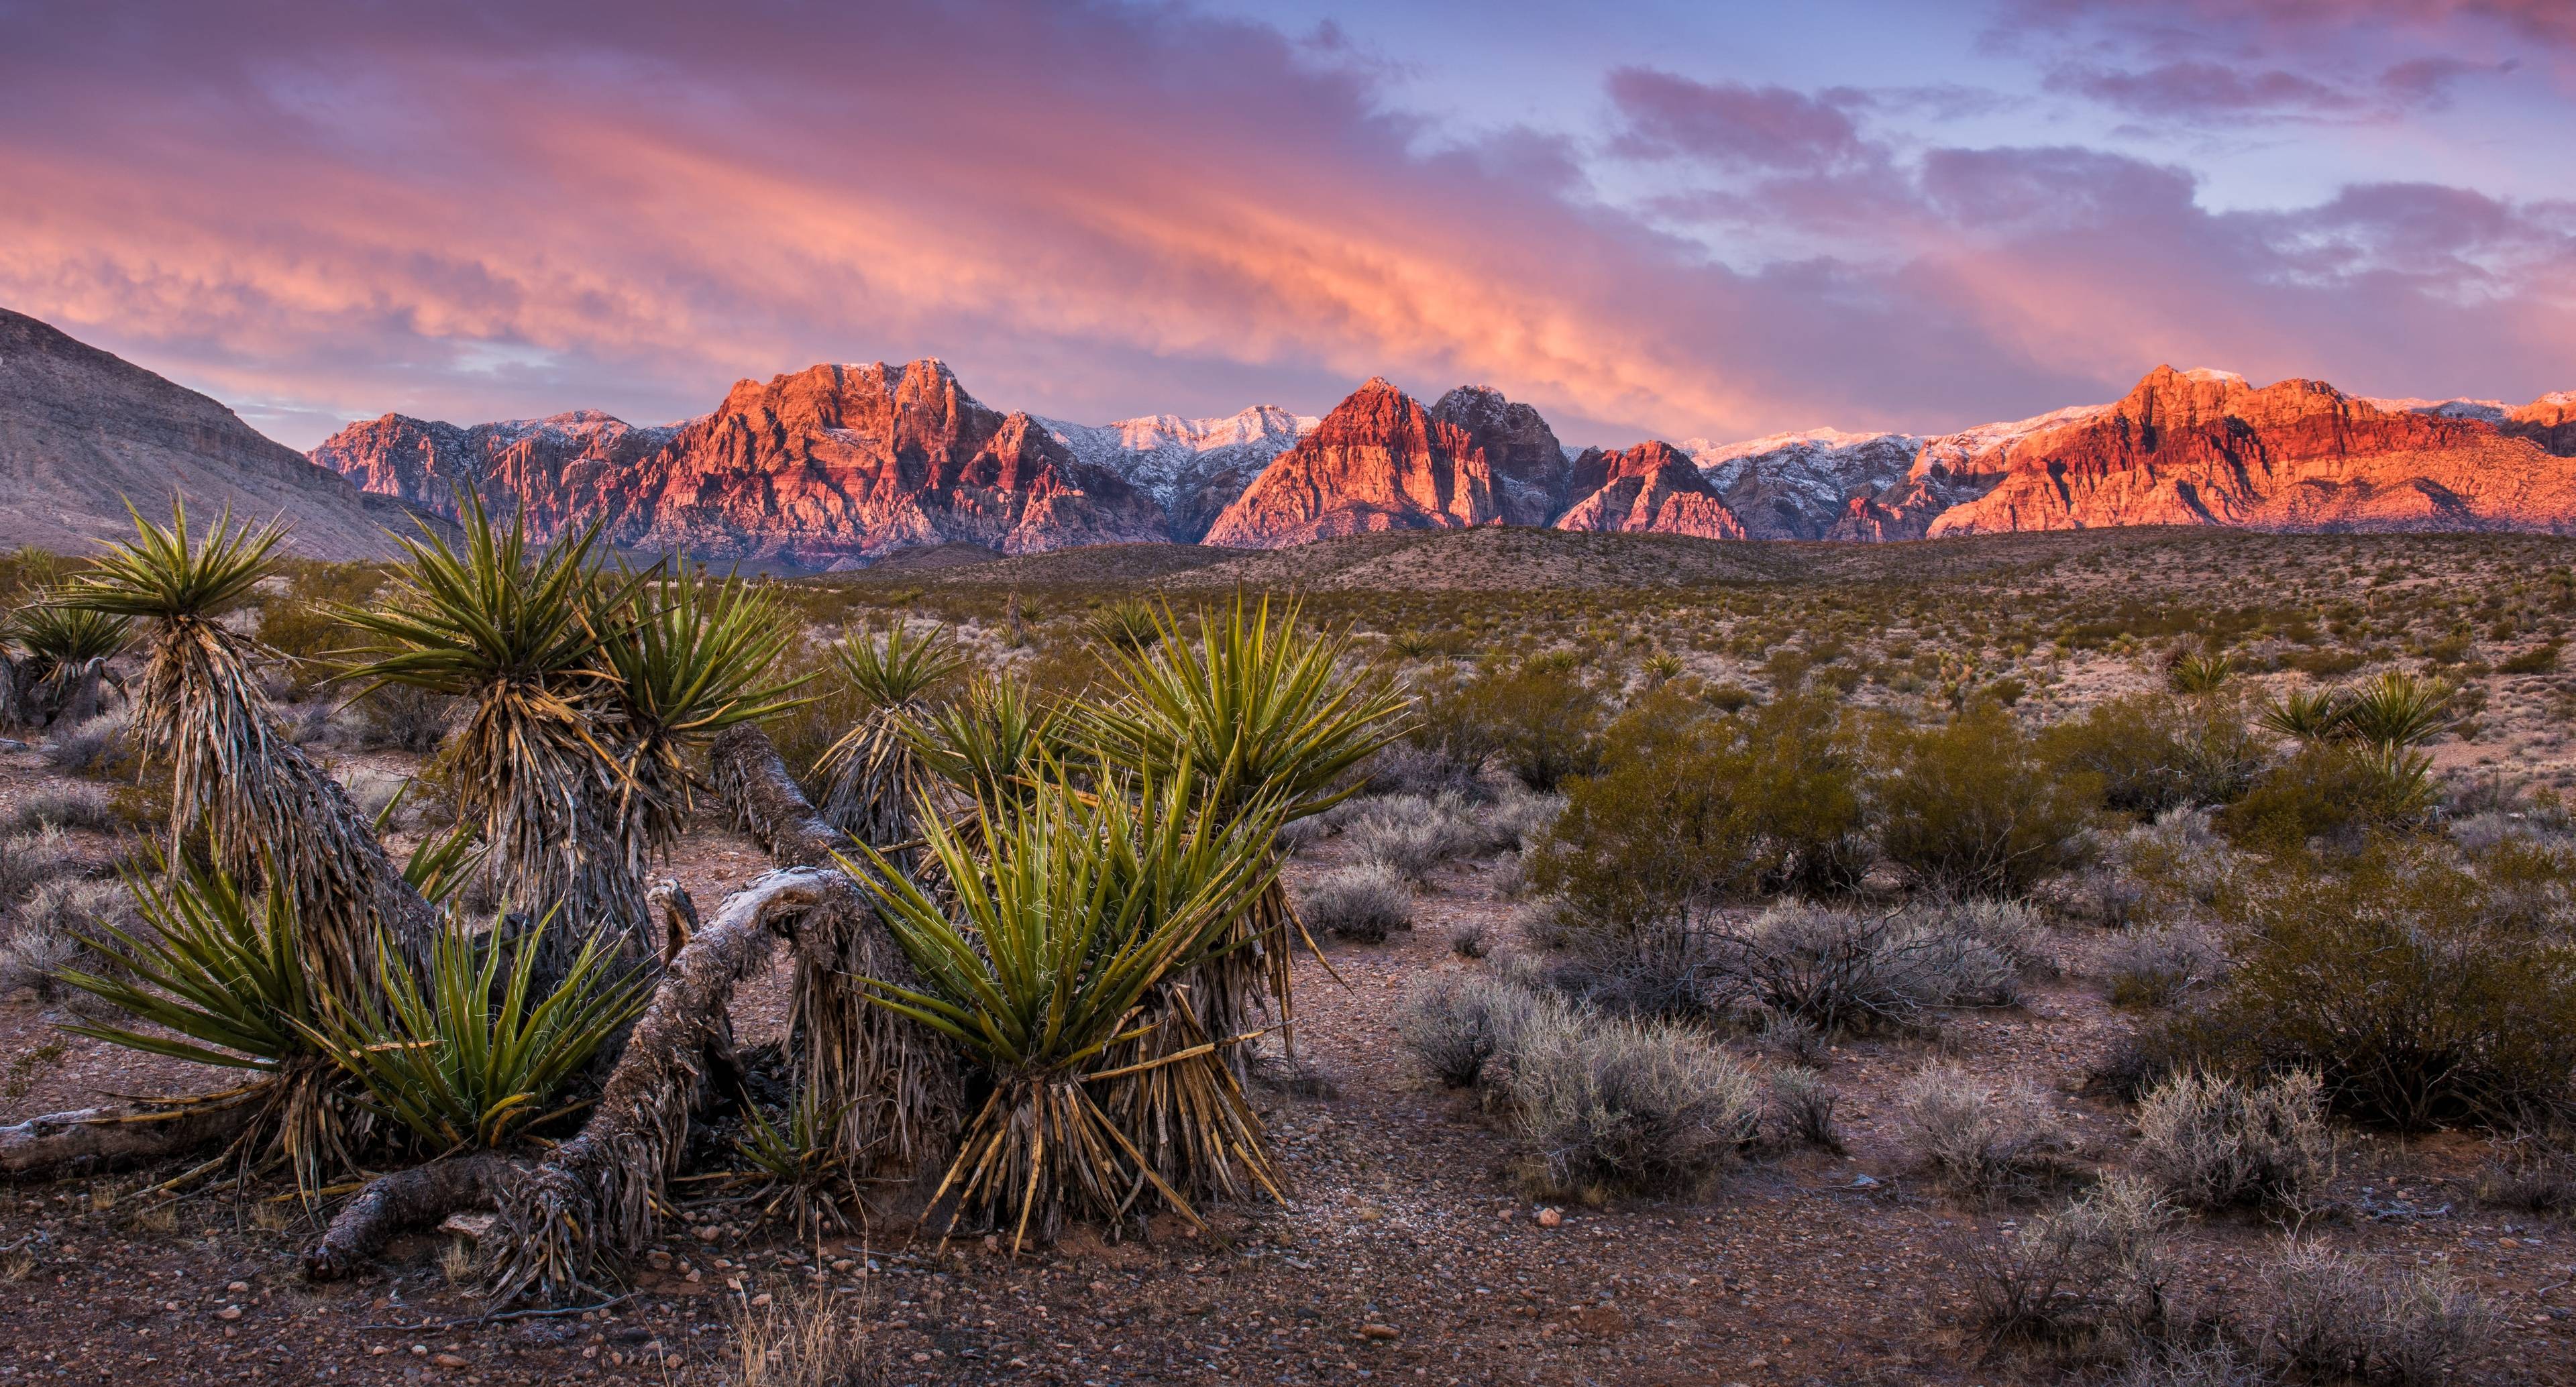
[0,0,2567,455]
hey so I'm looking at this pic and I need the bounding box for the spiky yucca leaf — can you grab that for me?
[55,856,358,1197]
[61,497,284,622]
[2337,671,2453,749]
[842,760,1283,1249]
[336,496,644,964]
[727,1086,860,1239]
[904,673,1063,813]
[2168,651,2235,695]
[10,596,131,671]
[830,618,963,712]
[1083,598,1163,655]
[305,921,650,1152]
[2259,687,2350,744]
[592,561,807,866]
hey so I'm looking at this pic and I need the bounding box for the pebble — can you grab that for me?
[1360,1323,1400,1341]
[225,1282,248,1294]
[432,1353,468,1370]
[1536,1208,1563,1228]
[213,1307,241,1321]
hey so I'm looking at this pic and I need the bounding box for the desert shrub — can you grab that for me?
[1342,792,1481,881]
[2471,1131,2576,1215]
[2100,922,2228,1009]
[1898,1060,2073,1199]
[0,879,131,1006]
[1411,655,1608,791]
[2131,1070,2334,1213]
[2104,808,2241,919]
[1965,1175,2177,1352]
[1503,1006,1759,1199]
[2220,743,2437,850]
[2108,1341,2265,1387]
[351,683,456,753]
[2260,1239,2491,1386]
[1756,1011,1827,1066]
[1477,787,1563,854]
[1542,907,1722,1020]
[2041,692,2266,818]
[1449,923,1488,958]
[727,1284,879,1387]
[1529,690,1866,929]
[1763,1066,1841,1151]
[0,827,74,904]
[40,710,131,777]
[1396,969,1548,1088]
[254,598,360,698]
[2198,840,2576,1129]
[1355,739,1487,801]
[1871,703,2097,896]
[1295,862,1413,942]
[11,783,119,834]
[1707,902,2025,1035]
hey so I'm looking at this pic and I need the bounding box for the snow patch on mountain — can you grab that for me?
[1676,428,1920,541]
[2362,396,2510,425]
[1039,406,1315,513]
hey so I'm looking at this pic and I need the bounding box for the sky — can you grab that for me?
[1,0,2572,451]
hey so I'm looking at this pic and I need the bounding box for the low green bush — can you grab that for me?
[1871,703,2097,896]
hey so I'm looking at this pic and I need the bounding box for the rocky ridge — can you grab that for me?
[0,307,427,559]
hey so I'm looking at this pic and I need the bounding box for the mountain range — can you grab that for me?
[5,306,2573,569]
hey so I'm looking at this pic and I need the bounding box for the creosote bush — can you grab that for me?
[1295,862,1413,942]
[2131,1070,2334,1213]
[1707,901,2028,1036]
[2041,691,2265,818]
[1965,1175,2177,1353]
[1871,702,2097,897]
[1411,654,1607,792]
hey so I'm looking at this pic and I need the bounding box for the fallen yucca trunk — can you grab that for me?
[490,866,867,1302]
[714,724,959,1176]
[845,759,1286,1251]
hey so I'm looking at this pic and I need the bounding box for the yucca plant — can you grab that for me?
[844,760,1285,1250]
[1083,599,1163,655]
[304,920,650,1152]
[904,673,1063,815]
[724,1086,861,1239]
[336,497,645,970]
[62,499,437,998]
[814,619,963,844]
[2259,687,2350,744]
[1640,651,1686,687]
[2168,651,2235,696]
[55,856,357,1199]
[1084,596,1409,1046]
[4,594,129,728]
[2337,671,2453,750]
[590,560,806,873]
[2349,742,2440,825]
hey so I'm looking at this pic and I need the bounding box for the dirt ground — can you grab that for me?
[1,739,2571,1386]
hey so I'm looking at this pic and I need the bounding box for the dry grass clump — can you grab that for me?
[1395,968,1548,1088]
[1899,1060,2074,1200]
[2131,1070,2334,1213]
[1965,1175,2178,1355]
[2100,922,2229,1009]
[2259,1239,2491,1386]
[1502,1003,1759,1200]
[1762,1066,1842,1151]
[1343,791,1482,881]
[9,784,117,835]
[40,710,129,777]
[727,1286,878,1387]
[1295,861,1414,942]
[1708,901,2029,1036]
[2472,1131,2576,1215]
[0,878,130,1005]
[0,826,74,903]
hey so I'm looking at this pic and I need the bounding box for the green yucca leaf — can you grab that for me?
[402,820,489,907]
[304,920,651,1151]
[56,856,319,1071]
[58,497,286,622]
[2259,687,2350,744]
[2168,651,2235,696]
[9,594,131,672]
[1084,595,1410,824]
[902,674,1064,809]
[2337,671,2453,750]
[841,757,1281,1074]
[831,618,963,712]
[594,558,810,743]
[1082,599,1163,655]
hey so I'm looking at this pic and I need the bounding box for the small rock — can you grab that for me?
[910,1352,932,1364]
[1536,1208,1563,1228]
[411,1345,429,1356]
[431,1353,468,1370]
[693,1226,720,1243]
[1850,1174,1880,1189]
[369,1347,390,1357]
[1359,1323,1400,1341]
[751,1293,773,1309]
[225,1282,248,1294]
[214,1306,242,1321]
[830,1259,855,1274]
[645,1250,674,1271]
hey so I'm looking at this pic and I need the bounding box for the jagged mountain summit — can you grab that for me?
[0,307,427,559]
[1037,406,1314,543]
[297,351,2576,565]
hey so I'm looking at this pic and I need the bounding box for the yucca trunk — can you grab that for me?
[489,865,861,1303]
[135,612,439,997]
[816,705,920,848]
[1089,980,1285,1209]
[713,724,958,1176]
